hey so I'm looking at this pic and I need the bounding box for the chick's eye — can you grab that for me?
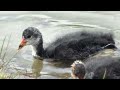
[27,35,32,38]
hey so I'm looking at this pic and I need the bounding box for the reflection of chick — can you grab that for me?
[71,50,120,79]
[32,59,43,78]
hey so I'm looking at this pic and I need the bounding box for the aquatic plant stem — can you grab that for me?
[103,68,107,79]
[0,36,6,59]
[2,34,12,61]
[1,50,20,71]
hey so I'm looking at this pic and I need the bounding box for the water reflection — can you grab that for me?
[31,58,72,79]
[31,58,43,78]
[44,59,75,68]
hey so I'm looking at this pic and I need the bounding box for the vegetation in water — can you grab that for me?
[0,35,38,79]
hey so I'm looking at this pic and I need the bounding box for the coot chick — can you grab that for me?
[71,51,120,79]
[18,27,116,61]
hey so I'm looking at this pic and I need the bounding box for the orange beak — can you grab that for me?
[18,37,27,50]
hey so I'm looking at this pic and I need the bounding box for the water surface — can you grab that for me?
[0,11,120,79]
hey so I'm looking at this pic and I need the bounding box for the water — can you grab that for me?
[0,11,120,79]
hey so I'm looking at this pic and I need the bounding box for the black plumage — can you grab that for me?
[19,27,116,61]
[71,51,120,79]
